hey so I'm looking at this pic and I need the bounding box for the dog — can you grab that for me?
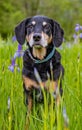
[15,15,64,126]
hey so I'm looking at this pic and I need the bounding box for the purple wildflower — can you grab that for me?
[11,58,15,66]
[67,43,71,48]
[75,24,82,32]
[76,24,79,26]
[14,44,23,59]
[75,24,80,32]
[80,26,82,30]
[12,35,16,42]
[18,44,22,50]
[8,44,23,73]
[14,51,21,59]
[73,24,82,43]
[8,58,21,72]
[73,34,77,39]
[8,58,15,72]
[79,33,82,38]
[8,65,14,72]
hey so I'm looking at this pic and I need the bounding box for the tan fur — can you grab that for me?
[26,33,33,43]
[42,32,52,44]
[22,75,39,90]
[23,75,58,93]
[26,31,52,60]
[42,80,58,92]
[48,35,53,44]
[33,47,47,60]
[23,76,58,130]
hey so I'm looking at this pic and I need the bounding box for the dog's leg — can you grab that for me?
[25,94,32,130]
[23,75,39,90]
[23,75,39,130]
[42,80,63,106]
[42,80,58,92]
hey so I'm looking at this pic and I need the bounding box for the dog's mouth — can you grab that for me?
[33,43,43,49]
[32,44,47,60]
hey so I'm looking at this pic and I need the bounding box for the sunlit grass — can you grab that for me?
[0,38,82,130]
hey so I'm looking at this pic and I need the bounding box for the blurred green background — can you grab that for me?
[0,0,82,39]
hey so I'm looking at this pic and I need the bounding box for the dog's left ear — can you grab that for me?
[52,20,64,47]
[15,18,31,45]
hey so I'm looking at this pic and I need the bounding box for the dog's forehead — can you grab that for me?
[29,16,51,25]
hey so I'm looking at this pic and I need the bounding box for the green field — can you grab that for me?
[0,38,82,130]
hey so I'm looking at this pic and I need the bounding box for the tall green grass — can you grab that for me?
[0,37,82,130]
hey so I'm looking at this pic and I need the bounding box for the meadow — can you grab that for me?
[0,37,82,130]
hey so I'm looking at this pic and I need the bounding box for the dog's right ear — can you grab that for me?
[15,18,31,45]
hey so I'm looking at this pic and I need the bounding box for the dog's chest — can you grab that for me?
[22,50,56,82]
[34,62,52,81]
[22,49,61,82]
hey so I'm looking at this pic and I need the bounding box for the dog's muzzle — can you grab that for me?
[29,32,48,48]
[33,33,41,42]
[33,33,42,48]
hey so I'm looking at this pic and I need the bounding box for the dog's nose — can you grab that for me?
[33,33,41,42]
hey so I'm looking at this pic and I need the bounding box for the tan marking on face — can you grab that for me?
[43,21,47,26]
[42,31,52,44]
[26,33,34,43]
[33,47,47,60]
[48,35,52,43]
[26,35,29,42]
[32,21,36,25]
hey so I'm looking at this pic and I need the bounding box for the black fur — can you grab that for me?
[15,15,64,103]
[22,44,64,82]
[15,15,64,47]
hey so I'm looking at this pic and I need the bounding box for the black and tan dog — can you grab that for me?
[15,15,64,114]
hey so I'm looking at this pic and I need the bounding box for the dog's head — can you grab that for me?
[15,15,64,59]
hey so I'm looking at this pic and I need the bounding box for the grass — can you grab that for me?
[0,37,82,130]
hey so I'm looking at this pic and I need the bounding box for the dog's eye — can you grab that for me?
[26,24,34,34]
[43,24,51,33]
[27,24,33,30]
